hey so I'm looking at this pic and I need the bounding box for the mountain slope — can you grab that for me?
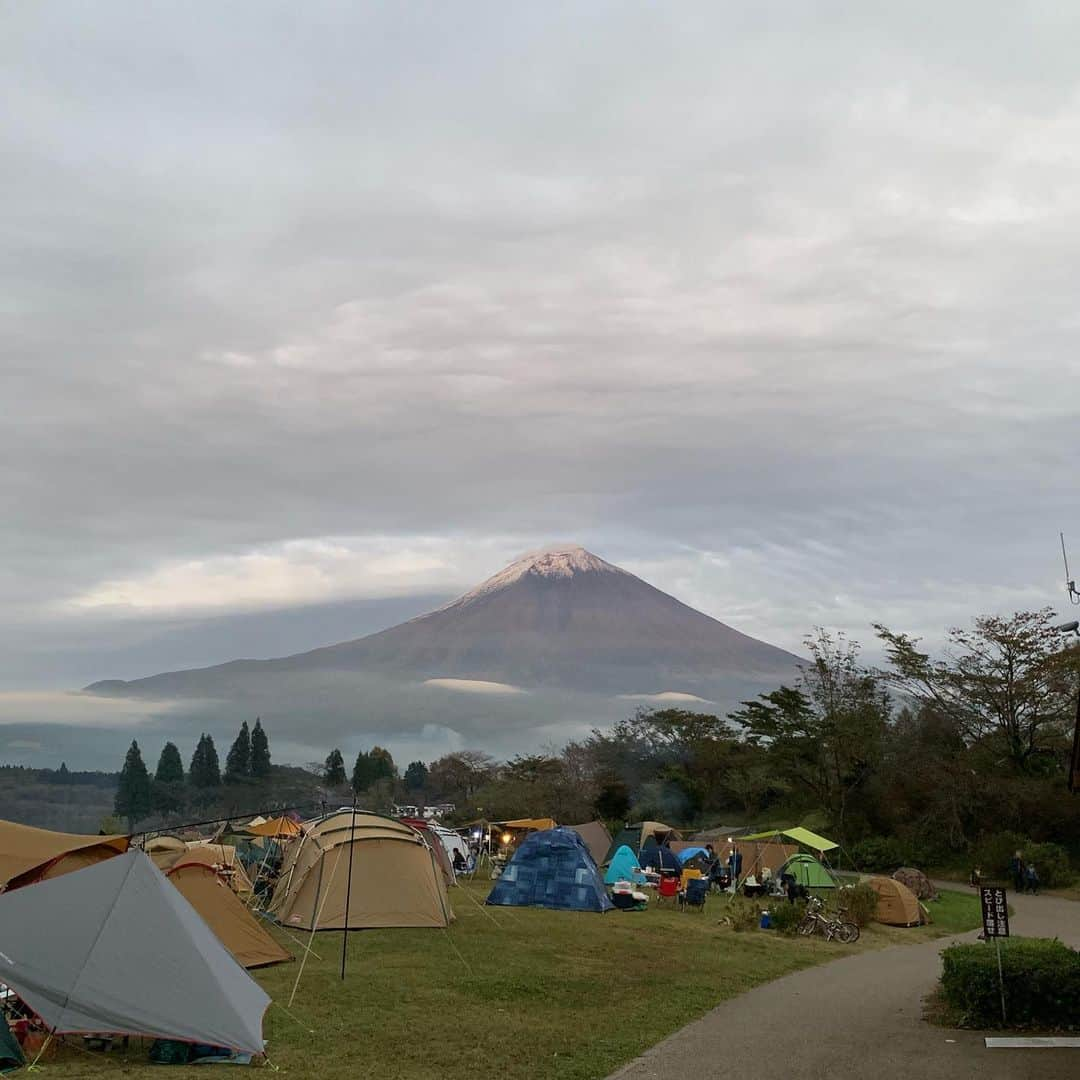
[86,545,802,699]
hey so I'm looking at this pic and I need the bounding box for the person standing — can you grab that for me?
[1009,850,1025,894]
[1025,863,1039,895]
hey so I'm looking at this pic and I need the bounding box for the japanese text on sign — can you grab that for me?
[980,886,1009,938]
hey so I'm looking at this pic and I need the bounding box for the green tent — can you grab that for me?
[0,1014,24,1073]
[780,852,838,889]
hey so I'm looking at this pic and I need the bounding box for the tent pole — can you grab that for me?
[340,795,358,981]
[287,834,334,1008]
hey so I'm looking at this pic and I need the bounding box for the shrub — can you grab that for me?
[972,831,1027,880]
[848,836,907,872]
[765,899,805,935]
[1024,841,1074,889]
[721,895,761,932]
[839,883,879,928]
[940,938,1080,1029]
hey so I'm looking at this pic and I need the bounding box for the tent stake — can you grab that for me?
[340,795,358,981]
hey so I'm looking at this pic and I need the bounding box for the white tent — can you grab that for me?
[431,824,470,867]
[0,851,269,1054]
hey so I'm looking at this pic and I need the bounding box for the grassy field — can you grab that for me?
[40,882,980,1079]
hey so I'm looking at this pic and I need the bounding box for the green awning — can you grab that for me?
[742,826,837,852]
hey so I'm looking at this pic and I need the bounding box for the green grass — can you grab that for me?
[922,888,984,934]
[37,882,982,1079]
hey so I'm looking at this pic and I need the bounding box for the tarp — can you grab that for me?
[568,821,613,867]
[245,816,301,839]
[0,818,129,889]
[0,851,269,1054]
[604,845,646,885]
[270,811,453,930]
[499,817,558,831]
[487,828,613,912]
[167,864,291,968]
[779,852,838,889]
[676,846,709,864]
[742,826,838,853]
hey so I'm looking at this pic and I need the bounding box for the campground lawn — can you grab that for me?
[44,882,980,1080]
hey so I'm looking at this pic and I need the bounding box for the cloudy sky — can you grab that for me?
[3,4,1078,764]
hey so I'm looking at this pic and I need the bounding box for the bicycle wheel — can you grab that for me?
[836,921,860,944]
[797,916,817,936]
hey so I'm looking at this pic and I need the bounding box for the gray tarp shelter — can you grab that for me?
[0,850,269,1055]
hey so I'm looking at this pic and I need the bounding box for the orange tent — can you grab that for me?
[245,816,302,839]
[867,875,923,927]
[0,819,128,890]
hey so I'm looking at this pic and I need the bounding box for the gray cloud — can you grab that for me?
[3,3,1079,765]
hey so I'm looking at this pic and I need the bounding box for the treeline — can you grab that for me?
[341,609,1079,882]
[114,718,274,826]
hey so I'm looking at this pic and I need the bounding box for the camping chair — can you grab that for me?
[656,873,680,905]
[679,877,708,913]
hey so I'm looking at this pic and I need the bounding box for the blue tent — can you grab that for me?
[604,845,647,885]
[487,828,613,912]
[676,846,709,864]
[638,841,680,874]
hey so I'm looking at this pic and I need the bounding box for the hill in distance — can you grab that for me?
[87,544,802,702]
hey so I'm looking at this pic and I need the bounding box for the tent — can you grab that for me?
[742,826,838,854]
[147,838,254,895]
[430,824,471,870]
[892,867,938,901]
[602,821,681,863]
[604,845,646,885]
[867,876,923,926]
[167,863,291,968]
[0,851,268,1054]
[0,818,128,890]
[245,816,302,839]
[779,852,838,889]
[487,828,613,912]
[270,811,453,930]
[0,1013,23,1072]
[568,821,613,867]
[638,840,681,874]
[499,817,558,832]
[675,846,709,864]
[400,818,457,886]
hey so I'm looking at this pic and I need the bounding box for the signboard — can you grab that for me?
[980,885,1010,939]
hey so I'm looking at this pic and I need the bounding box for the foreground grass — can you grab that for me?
[41,882,981,1079]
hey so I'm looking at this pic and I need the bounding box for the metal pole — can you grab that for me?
[340,795,358,981]
[995,938,1007,1025]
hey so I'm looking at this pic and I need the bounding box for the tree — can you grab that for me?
[369,746,396,781]
[351,750,374,794]
[190,734,221,788]
[155,742,184,784]
[876,609,1080,775]
[251,718,271,778]
[114,740,153,827]
[427,751,496,802]
[403,760,428,791]
[57,762,70,784]
[224,721,251,782]
[593,779,631,822]
[730,630,888,842]
[324,748,347,787]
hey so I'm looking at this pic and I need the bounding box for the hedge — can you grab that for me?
[940,938,1080,1029]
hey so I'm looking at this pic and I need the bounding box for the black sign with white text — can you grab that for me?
[980,885,1009,938]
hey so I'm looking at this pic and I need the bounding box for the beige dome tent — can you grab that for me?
[147,838,254,895]
[270,812,452,931]
[867,875,923,926]
[166,863,290,968]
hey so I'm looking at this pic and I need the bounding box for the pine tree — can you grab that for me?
[57,761,70,784]
[190,734,221,788]
[224,721,251,782]
[351,750,372,794]
[155,742,184,784]
[404,760,428,791]
[250,718,271,778]
[114,740,153,826]
[369,746,397,781]
[325,748,347,787]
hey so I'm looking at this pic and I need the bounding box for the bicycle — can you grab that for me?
[797,896,860,943]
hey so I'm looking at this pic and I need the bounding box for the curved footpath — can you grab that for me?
[607,886,1079,1080]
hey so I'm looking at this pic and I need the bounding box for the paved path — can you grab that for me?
[608,887,1080,1079]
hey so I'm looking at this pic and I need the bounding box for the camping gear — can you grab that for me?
[0,1013,24,1072]
[638,840,681,875]
[568,821,613,867]
[604,845,647,886]
[603,821,681,864]
[892,866,938,900]
[0,851,268,1054]
[759,910,772,929]
[675,845,708,864]
[400,818,458,886]
[866,875,923,927]
[0,818,129,890]
[270,811,452,930]
[778,852,838,889]
[680,877,708,912]
[742,826,838,854]
[245,816,302,839]
[486,827,613,912]
[656,875,680,904]
[166,863,291,968]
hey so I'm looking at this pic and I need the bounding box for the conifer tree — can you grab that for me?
[224,720,251,782]
[250,718,271,778]
[114,739,153,826]
[325,748,347,787]
[155,742,184,784]
[403,760,428,791]
[351,750,372,794]
[190,733,221,787]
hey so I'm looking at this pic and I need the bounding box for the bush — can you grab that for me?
[1024,842,1075,889]
[839,883,879,927]
[940,938,1080,1029]
[848,836,907,872]
[721,895,761,932]
[765,899,806,935]
[972,832,1075,888]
